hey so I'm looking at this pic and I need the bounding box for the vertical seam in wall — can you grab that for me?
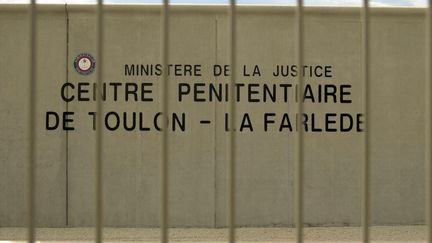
[214,16,218,228]
[65,3,70,227]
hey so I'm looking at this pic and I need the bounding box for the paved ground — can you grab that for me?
[0,226,427,242]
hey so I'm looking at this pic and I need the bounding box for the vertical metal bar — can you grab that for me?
[95,0,104,241]
[295,0,304,242]
[361,0,370,242]
[228,1,237,243]
[426,0,432,241]
[160,0,169,242]
[28,0,37,242]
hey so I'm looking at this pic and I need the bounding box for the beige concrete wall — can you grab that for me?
[0,5,426,227]
[0,6,67,226]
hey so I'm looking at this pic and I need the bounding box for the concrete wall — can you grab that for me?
[0,5,426,227]
[0,6,67,227]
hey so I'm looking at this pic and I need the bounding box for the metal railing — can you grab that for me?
[426,0,432,242]
[361,0,370,242]
[160,0,170,242]
[27,0,37,242]
[25,1,432,242]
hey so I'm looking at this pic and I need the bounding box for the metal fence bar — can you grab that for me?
[426,0,432,241]
[361,0,370,242]
[160,0,170,242]
[295,0,304,242]
[28,0,37,242]
[228,1,237,243]
[95,0,104,241]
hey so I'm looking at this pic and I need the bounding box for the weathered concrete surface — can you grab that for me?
[0,5,428,227]
[215,12,295,227]
[0,226,427,242]
[369,14,425,225]
[0,6,67,227]
[67,8,216,227]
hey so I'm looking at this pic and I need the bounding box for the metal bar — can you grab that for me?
[295,0,304,242]
[160,0,169,242]
[228,0,237,242]
[28,0,37,242]
[426,0,432,241]
[361,0,370,242]
[95,0,104,241]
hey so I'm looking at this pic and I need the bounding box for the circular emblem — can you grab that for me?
[74,53,96,75]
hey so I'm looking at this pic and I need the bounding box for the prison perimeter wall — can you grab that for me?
[0,5,427,227]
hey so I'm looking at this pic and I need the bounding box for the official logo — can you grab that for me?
[74,53,96,75]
